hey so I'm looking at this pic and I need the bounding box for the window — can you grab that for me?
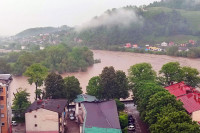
[0,87,3,92]
[0,96,4,100]
[2,123,5,126]
[0,105,4,109]
[1,113,4,118]
[34,115,37,118]
[35,124,37,127]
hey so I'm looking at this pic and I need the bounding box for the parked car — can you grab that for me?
[12,121,17,126]
[128,124,135,131]
[128,115,135,126]
[69,111,75,120]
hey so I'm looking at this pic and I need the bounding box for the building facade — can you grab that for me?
[25,99,67,133]
[0,74,12,133]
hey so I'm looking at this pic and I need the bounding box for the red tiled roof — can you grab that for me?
[165,82,192,97]
[177,93,200,113]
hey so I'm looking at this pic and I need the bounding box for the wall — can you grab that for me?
[192,110,200,122]
[0,86,8,133]
[25,108,59,133]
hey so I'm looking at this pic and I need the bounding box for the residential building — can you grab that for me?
[165,81,200,122]
[74,95,121,133]
[177,93,200,122]
[161,42,168,47]
[165,81,193,97]
[0,74,13,133]
[25,99,67,133]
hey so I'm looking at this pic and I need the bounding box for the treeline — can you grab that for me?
[129,62,200,132]
[166,46,200,58]
[149,0,200,11]
[0,44,94,75]
[78,6,194,45]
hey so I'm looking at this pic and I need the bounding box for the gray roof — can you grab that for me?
[0,74,12,80]
[83,100,121,129]
[26,99,67,114]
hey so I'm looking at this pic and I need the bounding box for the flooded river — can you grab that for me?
[10,50,200,102]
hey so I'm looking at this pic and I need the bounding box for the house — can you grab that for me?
[25,99,67,133]
[165,81,193,97]
[40,46,44,50]
[177,93,200,122]
[165,82,200,122]
[124,43,131,48]
[21,45,26,50]
[189,40,195,45]
[178,47,189,52]
[74,94,121,133]
[168,42,175,46]
[132,44,138,48]
[0,74,13,133]
[161,42,168,47]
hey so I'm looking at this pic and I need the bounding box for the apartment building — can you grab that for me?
[0,74,13,133]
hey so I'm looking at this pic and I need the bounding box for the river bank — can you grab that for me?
[10,50,200,103]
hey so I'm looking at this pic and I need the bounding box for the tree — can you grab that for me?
[63,76,82,103]
[159,62,183,85]
[23,63,48,100]
[0,58,11,74]
[12,88,31,122]
[150,111,200,133]
[115,70,129,99]
[115,99,125,111]
[128,63,156,84]
[145,91,183,125]
[87,68,129,100]
[182,66,200,87]
[86,76,101,99]
[100,66,117,100]
[44,72,65,99]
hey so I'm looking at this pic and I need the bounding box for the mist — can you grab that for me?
[76,8,143,32]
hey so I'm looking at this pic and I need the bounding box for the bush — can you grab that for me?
[115,99,125,111]
[119,112,128,129]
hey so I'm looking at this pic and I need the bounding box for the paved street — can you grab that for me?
[125,103,150,133]
[12,123,25,133]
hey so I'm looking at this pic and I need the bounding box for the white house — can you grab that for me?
[161,42,168,47]
[25,99,67,133]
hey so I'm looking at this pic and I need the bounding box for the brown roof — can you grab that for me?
[26,99,67,114]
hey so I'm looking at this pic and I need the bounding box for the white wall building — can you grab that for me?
[25,99,67,133]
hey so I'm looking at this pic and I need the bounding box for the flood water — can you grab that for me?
[10,50,200,103]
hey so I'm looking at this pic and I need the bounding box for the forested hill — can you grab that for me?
[77,4,200,46]
[149,0,200,11]
[16,25,71,38]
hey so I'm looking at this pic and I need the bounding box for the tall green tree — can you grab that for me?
[128,63,156,83]
[159,62,183,85]
[100,66,117,100]
[44,72,65,99]
[182,66,200,87]
[86,76,101,99]
[115,70,129,99]
[64,76,82,103]
[12,88,31,122]
[23,63,48,100]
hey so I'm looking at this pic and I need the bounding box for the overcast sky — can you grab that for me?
[0,0,160,36]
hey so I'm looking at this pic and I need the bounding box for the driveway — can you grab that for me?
[12,123,25,133]
[125,103,150,133]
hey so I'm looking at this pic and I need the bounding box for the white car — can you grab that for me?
[12,121,17,126]
[128,125,135,131]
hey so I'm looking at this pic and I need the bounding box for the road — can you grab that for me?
[125,103,150,133]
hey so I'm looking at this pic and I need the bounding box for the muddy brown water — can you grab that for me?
[10,50,200,103]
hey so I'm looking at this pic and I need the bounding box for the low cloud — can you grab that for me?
[75,8,143,32]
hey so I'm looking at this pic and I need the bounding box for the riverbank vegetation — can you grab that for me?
[128,62,200,132]
[0,44,94,75]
